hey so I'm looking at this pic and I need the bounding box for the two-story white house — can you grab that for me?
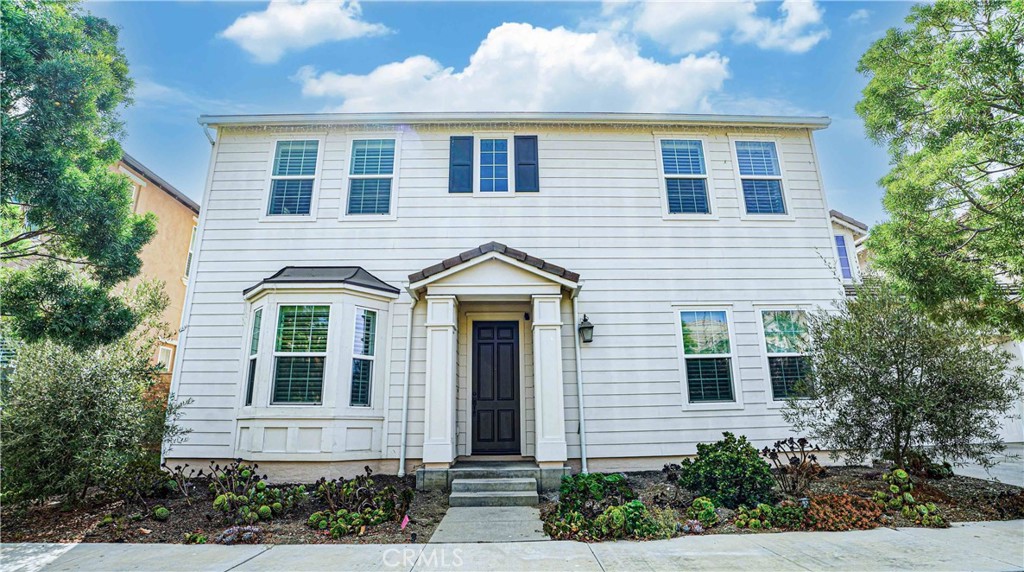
[168,112,854,489]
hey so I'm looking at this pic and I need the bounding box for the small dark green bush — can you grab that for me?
[686,496,718,528]
[152,506,170,521]
[677,432,775,509]
[557,473,635,518]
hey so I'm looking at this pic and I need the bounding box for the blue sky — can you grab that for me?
[88,1,915,226]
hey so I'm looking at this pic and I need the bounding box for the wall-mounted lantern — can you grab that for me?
[578,314,595,343]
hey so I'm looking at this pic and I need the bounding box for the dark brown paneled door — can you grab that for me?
[472,321,521,455]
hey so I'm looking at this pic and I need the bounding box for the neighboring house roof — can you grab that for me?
[198,111,831,131]
[121,152,200,214]
[243,266,400,296]
[409,241,581,284]
[830,209,869,236]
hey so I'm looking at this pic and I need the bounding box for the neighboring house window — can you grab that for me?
[761,310,811,399]
[479,138,509,192]
[350,308,377,407]
[244,307,263,406]
[156,346,173,372]
[184,225,197,279]
[660,139,710,214]
[347,139,395,215]
[448,136,539,193]
[272,305,329,404]
[736,141,786,214]
[680,310,735,402]
[268,140,319,216]
[835,235,853,280]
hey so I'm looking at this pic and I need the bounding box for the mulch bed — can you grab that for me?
[1,474,449,545]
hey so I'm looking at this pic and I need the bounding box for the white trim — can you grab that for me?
[729,135,795,222]
[753,305,814,409]
[464,312,529,458]
[156,345,173,372]
[268,303,332,406]
[183,224,197,280]
[340,132,402,221]
[349,306,378,407]
[259,134,326,223]
[654,134,719,220]
[472,132,515,196]
[833,233,859,282]
[670,303,745,411]
[409,251,579,292]
[244,281,400,303]
[240,305,265,409]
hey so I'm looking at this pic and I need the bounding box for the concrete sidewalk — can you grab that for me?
[955,444,1024,487]
[3,520,1022,572]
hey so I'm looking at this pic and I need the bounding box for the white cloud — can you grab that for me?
[134,78,252,116]
[295,23,730,113]
[847,8,871,24]
[621,0,829,54]
[220,0,389,64]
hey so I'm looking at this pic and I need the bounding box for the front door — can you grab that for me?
[472,321,521,455]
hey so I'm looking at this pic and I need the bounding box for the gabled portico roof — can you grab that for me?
[408,242,581,295]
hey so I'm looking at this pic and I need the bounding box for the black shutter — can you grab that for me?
[514,136,539,192]
[449,136,473,193]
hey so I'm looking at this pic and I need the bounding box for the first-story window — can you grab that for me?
[268,140,319,216]
[680,310,735,402]
[272,305,329,404]
[761,310,811,399]
[350,308,377,406]
[244,307,263,406]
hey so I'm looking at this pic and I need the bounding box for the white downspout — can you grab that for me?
[397,295,418,477]
[571,294,589,474]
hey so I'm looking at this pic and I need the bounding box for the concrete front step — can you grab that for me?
[449,490,539,507]
[451,477,537,493]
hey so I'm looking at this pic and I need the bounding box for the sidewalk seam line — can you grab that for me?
[223,544,274,572]
[587,543,607,572]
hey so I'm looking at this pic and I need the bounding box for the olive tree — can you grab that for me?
[784,275,1023,469]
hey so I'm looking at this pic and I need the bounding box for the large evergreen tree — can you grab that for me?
[856,0,1024,336]
[1,0,155,348]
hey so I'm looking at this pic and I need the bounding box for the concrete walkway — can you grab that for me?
[3,520,1022,571]
[955,444,1024,487]
[428,507,548,543]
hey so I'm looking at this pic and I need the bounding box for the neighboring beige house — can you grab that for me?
[116,153,200,387]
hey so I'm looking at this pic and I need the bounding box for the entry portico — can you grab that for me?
[407,242,580,473]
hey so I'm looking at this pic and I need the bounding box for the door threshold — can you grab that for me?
[456,455,532,463]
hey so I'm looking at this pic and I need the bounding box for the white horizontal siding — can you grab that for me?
[168,123,842,464]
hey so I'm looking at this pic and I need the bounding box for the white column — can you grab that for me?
[532,294,568,463]
[422,295,458,466]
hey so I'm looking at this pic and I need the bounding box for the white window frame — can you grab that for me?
[672,303,744,411]
[729,135,794,221]
[833,231,859,282]
[242,305,265,408]
[755,305,814,408]
[341,132,402,221]
[472,132,516,196]
[156,345,173,372]
[349,307,377,407]
[183,222,197,283]
[269,303,332,406]
[259,135,326,223]
[654,135,718,220]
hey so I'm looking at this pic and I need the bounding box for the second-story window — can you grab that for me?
[479,138,509,192]
[347,139,396,215]
[184,224,197,280]
[736,141,786,215]
[660,139,710,214]
[835,235,853,280]
[268,140,319,216]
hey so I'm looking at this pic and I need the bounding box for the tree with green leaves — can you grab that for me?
[1,0,155,349]
[784,274,1023,469]
[856,0,1024,337]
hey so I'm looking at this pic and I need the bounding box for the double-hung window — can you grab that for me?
[347,139,396,215]
[479,138,510,192]
[735,141,786,214]
[660,140,710,214]
[680,310,736,402]
[350,308,377,407]
[271,305,329,404]
[761,310,811,399]
[835,235,853,280]
[244,307,263,406]
[156,346,173,372]
[268,140,319,216]
[184,225,197,280]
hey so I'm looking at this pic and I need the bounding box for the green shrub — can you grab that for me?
[313,467,414,522]
[771,501,807,530]
[183,532,207,544]
[152,506,170,521]
[208,460,308,524]
[677,432,775,509]
[0,282,190,506]
[592,500,664,539]
[556,473,635,518]
[734,503,774,529]
[873,469,947,527]
[308,507,390,538]
[686,496,718,528]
